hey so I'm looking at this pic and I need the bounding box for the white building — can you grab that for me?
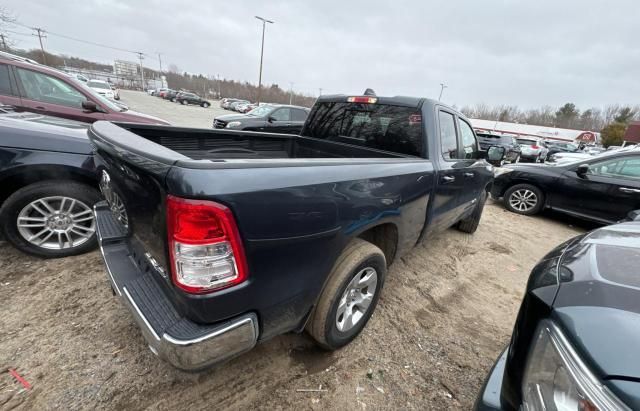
[470,119,599,144]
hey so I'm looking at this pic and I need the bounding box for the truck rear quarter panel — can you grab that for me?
[164,161,434,338]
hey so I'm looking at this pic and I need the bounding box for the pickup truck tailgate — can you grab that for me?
[90,121,181,272]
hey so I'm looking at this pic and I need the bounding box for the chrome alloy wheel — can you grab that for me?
[336,267,378,332]
[508,189,538,212]
[17,196,95,250]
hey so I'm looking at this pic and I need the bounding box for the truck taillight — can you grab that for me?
[347,96,378,103]
[531,145,539,149]
[166,195,248,294]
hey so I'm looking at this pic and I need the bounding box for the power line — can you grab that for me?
[9,19,143,55]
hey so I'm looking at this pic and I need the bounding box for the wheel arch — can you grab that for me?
[0,165,98,207]
[355,222,399,266]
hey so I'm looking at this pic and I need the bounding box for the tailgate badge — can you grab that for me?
[100,170,129,229]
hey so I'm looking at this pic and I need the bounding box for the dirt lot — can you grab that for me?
[0,94,592,410]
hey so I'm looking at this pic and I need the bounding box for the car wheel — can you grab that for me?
[0,181,101,258]
[181,100,187,105]
[504,184,544,216]
[512,154,520,164]
[306,238,386,350]
[171,98,176,102]
[202,102,210,108]
[456,190,487,234]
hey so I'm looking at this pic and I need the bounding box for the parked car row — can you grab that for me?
[220,98,252,112]
[152,87,211,107]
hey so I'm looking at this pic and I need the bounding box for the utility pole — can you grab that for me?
[438,83,448,101]
[157,52,163,73]
[289,82,294,105]
[32,28,47,65]
[137,52,145,90]
[318,88,323,96]
[0,34,7,51]
[255,16,274,104]
[217,74,222,99]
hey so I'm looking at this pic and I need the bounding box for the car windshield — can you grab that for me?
[86,81,110,90]
[70,78,126,112]
[247,105,274,116]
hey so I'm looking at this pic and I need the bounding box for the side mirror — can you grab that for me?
[625,209,640,222]
[82,100,98,112]
[487,146,506,162]
[267,116,276,123]
[576,163,589,177]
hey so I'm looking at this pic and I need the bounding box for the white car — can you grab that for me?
[86,79,115,100]
[516,137,549,162]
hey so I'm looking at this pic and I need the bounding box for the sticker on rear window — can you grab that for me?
[409,114,422,125]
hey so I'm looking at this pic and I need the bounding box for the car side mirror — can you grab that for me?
[625,209,640,222]
[487,146,506,162]
[82,100,98,112]
[268,116,276,123]
[576,163,589,177]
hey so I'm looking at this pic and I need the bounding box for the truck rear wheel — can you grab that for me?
[0,181,101,258]
[456,190,487,234]
[306,238,386,350]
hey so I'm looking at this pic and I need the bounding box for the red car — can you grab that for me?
[0,51,169,125]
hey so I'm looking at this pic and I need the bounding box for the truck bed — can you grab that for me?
[110,122,405,162]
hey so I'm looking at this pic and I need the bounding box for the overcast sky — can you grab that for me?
[4,0,639,108]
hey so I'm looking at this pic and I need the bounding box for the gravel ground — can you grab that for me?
[0,95,593,410]
[119,90,227,128]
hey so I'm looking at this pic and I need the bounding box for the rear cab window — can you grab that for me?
[302,101,424,157]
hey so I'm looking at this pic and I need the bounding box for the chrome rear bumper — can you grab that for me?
[94,201,258,371]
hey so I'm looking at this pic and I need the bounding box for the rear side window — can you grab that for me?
[302,102,424,157]
[0,64,15,95]
[291,108,308,121]
[271,108,291,121]
[439,111,458,160]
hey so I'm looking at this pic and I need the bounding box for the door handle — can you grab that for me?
[464,172,475,178]
[442,175,456,183]
[620,187,640,193]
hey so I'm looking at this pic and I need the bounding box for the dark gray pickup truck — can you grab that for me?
[90,94,504,370]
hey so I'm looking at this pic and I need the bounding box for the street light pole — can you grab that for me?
[438,83,448,101]
[255,16,274,105]
[289,82,294,105]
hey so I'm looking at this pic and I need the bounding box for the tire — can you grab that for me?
[306,238,386,350]
[456,191,487,234]
[181,100,187,105]
[201,102,210,108]
[0,181,101,258]
[512,154,520,164]
[504,183,544,216]
[171,98,176,102]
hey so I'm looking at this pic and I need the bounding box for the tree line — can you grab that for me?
[460,102,639,131]
[461,102,638,147]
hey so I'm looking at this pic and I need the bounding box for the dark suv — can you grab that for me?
[175,92,210,107]
[0,51,169,124]
[213,104,310,134]
[476,132,521,164]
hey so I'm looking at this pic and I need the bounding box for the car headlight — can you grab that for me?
[494,167,514,177]
[226,121,242,128]
[522,320,629,411]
